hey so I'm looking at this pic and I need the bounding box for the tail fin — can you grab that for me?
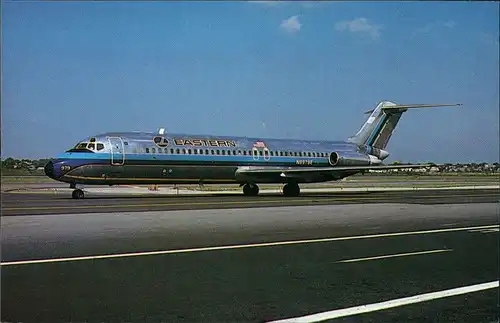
[348,101,462,149]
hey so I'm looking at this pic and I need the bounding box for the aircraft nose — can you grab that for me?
[44,161,55,179]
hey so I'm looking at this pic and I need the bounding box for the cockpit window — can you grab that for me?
[66,141,106,153]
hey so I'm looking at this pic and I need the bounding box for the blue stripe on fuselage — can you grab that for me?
[56,152,330,166]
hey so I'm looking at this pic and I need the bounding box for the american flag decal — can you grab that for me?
[253,141,266,148]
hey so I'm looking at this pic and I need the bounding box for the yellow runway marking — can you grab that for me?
[1,225,496,267]
[1,192,498,212]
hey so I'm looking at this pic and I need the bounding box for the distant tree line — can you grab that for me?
[1,158,53,170]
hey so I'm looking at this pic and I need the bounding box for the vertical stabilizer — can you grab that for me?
[347,101,397,148]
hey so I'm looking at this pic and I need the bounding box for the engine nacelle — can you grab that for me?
[329,151,382,167]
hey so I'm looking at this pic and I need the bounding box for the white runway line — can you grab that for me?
[1,224,498,267]
[268,281,500,323]
[337,249,452,263]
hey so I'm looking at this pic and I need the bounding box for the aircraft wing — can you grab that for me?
[235,164,434,180]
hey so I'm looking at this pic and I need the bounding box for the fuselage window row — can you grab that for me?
[133,147,327,159]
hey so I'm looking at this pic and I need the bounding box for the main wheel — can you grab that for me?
[243,184,259,196]
[72,189,85,199]
[283,183,300,197]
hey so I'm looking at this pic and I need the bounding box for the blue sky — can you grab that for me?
[2,1,499,163]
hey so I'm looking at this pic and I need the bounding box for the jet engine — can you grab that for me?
[329,151,381,167]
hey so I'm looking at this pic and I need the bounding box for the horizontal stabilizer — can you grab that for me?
[364,103,462,114]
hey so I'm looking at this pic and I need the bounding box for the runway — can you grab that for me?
[1,188,499,216]
[1,188,499,322]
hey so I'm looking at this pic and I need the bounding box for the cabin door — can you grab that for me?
[108,137,125,166]
[263,148,270,161]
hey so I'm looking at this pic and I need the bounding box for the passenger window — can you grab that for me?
[90,138,96,142]
[188,149,192,154]
[211,150,215,155]
[146,148,150,153]
[205,149,209,155]
[176,149,180,154]
[152,148,156,154]
[88,143,95,150]
[183,149,187,154]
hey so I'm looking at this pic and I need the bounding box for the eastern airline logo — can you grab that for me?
[153,136,169,147]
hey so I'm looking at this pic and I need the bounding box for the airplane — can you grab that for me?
[44,101,461,199]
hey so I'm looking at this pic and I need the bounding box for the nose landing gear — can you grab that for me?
[72,189,85,199]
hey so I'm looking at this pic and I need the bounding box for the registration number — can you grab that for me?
[296,159,313,166]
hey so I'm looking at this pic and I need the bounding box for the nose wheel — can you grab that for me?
[72,189,85,199]
[243,183,259,196]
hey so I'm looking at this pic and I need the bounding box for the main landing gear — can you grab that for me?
[282,182,300,197]
[243,183,259,196]
[242,182,301,197]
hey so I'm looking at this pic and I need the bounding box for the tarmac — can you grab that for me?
[1,183,499,322]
